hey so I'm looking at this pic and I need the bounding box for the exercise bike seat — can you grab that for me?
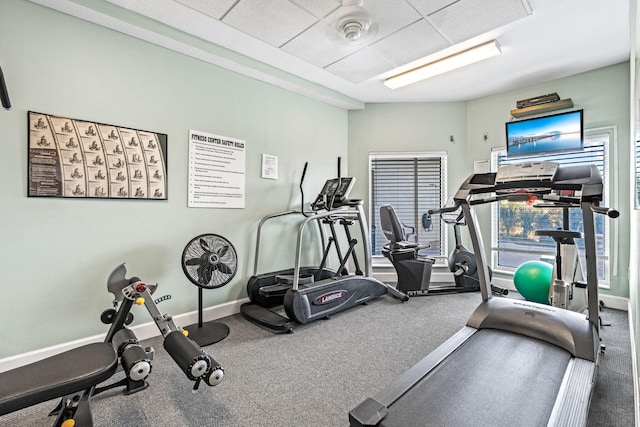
[0,342,117,416]
[535,229,582,244]
[379,205,429,251]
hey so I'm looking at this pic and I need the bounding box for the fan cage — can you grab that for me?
[181,234,238,289]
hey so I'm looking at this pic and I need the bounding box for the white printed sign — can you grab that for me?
[188,130,245,208]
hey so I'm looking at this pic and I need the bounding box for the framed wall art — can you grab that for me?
[28,111,167,200]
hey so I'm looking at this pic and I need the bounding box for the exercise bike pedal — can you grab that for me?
[574,280,588,289]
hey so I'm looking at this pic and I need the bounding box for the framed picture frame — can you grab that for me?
[28,111,167,200]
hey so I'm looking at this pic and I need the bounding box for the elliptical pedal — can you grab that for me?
[240,303,295,334]
[258,283,292,298]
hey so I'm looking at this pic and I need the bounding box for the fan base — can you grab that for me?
[184,321,230,346]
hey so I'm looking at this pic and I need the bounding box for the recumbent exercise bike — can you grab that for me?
[380,204,507,296]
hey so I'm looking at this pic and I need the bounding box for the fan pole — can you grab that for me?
[185,287,230,347]
[198,287,204,328]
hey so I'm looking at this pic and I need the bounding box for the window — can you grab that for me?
[491,128,613,282]
[369,152,447,259]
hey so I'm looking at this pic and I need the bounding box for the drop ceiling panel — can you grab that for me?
[290,0,341,19]
[66,0,629,106]
[222,0,318,47]
[407,0,459,16]
[282,21,363,68]
[430,0,532,43]
[369,19,450,67]
[362,0,424,44]
[174,0,238,19]
[325,48,395,83]
[283,0,424,79]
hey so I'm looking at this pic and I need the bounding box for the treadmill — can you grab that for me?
[349,161,619,427]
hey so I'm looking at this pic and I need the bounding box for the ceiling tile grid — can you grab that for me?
[428,0,532,43]
[222,0,319,47]
[174,0,238,20]
[169,0,534,84]
[406,0,461,16]
[325,47,396,83]
[289,0,341,19]
[368,19,451,69]
[85,0,629,105]
[282,20,363,68]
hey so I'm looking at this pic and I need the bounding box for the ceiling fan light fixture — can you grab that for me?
[385,40,502,89]
[343,21,364,41]
[335,0,371,42]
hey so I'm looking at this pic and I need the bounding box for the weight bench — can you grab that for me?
[0,264,225,427]
[0,342,117,425]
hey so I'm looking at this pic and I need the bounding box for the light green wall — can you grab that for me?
[348,102,469,209]
[0,0,348,357]
[349,63,631,300]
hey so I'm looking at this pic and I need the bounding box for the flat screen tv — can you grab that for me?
[505,109,583,158]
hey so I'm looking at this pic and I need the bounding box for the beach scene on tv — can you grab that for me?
[506,110,583,157]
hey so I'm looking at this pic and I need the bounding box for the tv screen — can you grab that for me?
[505,109,583,158]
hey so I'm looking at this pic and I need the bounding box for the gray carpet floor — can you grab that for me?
[0,293,634,426]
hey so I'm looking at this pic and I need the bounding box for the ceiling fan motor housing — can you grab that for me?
[336,0,371,41]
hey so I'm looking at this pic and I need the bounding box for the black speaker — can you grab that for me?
[0,66,11,110]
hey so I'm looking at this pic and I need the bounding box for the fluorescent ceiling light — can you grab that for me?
[384,40,502,90]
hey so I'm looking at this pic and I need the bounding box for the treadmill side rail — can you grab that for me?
[349,397,389,427]
[349,327,476,426]
[547,358,597,427]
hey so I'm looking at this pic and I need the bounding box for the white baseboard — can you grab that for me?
[600,294,630,311]
[0,298,249,373]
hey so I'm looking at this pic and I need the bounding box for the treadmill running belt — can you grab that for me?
[381,329,572,427]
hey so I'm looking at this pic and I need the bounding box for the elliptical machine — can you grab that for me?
[241,160,407,333]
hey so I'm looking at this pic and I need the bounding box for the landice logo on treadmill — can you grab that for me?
[313,290,348,305]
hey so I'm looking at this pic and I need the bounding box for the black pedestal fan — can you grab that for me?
[181,234,237,346]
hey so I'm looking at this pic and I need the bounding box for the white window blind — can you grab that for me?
[369,153,446,258]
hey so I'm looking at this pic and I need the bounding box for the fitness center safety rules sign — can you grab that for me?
[188,129,246,209]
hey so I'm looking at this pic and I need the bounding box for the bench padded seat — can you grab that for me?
[0,342,117,416]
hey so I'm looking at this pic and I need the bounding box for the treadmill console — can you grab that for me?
[495,161,559,184]
[311,177,355,211]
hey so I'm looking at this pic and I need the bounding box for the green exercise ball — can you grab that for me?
[513,260,553,305]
